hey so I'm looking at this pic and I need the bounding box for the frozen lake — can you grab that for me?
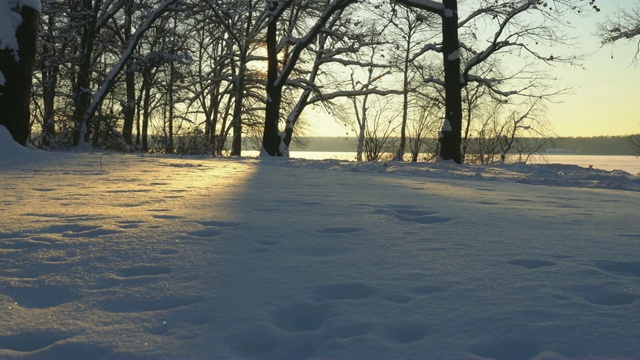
[245,151,640,175]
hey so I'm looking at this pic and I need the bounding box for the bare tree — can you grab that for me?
[464,98,550,164]
[407,97,440,162]
[394,0,600,163]
[371,4,436,161]
[261,0,358,156]
[363,97,400,161]
[75,0,181,147]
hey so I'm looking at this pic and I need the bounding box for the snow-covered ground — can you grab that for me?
[1,125,640,360]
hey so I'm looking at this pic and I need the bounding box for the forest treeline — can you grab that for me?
[3,0,638,164]
[289,135,640,156]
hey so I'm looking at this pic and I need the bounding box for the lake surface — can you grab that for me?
[244,151,639,175]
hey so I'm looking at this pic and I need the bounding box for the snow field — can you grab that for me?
[1,129,639,359]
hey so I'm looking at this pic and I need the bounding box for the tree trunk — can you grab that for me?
[0,5,39,146]
[122,1,135,147]
[230,53,246,156]
[40,12,58,148]
[72,0,101,147]
[165,59,175,154]
[439,0,463,163]
[395,44,411,161]
[141,76,152,151]
[262,3,285,156]
[262,87,284,156]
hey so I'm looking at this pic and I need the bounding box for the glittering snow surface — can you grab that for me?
[1,126,639,359]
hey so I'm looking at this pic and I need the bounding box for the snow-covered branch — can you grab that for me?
[599,6,640,61]
[79,0,181,135]
[393,0,444,15]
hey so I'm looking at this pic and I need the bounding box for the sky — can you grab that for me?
[548,0,640,137]
[309,0,640,138]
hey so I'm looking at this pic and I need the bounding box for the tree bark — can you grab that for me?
[262,1,285,156]
[71,0,100,146]
[439,0,462,163]
[122,1,135,147]
[41,12,58,148]
[0,5,39,146]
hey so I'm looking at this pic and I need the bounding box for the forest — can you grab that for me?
[3,0,638,164]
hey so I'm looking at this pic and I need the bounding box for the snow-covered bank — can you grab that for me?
[1,137,640,359]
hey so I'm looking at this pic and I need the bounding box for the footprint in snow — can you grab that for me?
[594,260,640,277]
[4,284,78,309]
[228,327,280,357]
[385,323,430,344]
[185,220,243,238]
[196,220,243,228]
[273,302,334,332]
[312,283,376,301]
[586,292,640,306]
[186,228,223,238]
[371,205,452,225]
[316,227,363,234]
[566,284,640,307]
[467,338,541,360]
[0,332,70,352]
[29,341,112,359]
[116,264,172,278]
[99,295,202,313]
[409,285,448,296]
[507,259,556,269]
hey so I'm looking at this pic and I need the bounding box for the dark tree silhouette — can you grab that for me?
[0,4,39,146]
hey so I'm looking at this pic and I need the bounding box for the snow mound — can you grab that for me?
[0,125,53,168]
[0,125,30,156]
[284,159,640,192]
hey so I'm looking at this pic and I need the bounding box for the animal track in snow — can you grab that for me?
[507,259,556,269]
[586,292,639,306]
[116,220,143,229]
[31,341,112,359]
[228,327,280,357]
[317,227,363,234]
[100,295,202,313]
[116,264,172,278]
[568,285,640,307]
[4,284,77,309]
[467,338,541,360]
[312,283,376,301]
[37,224,124,239]
[322,321,372,341]
[185,220,243,238]
[594,260,640,277]
[0,238,57,251]
[273,302,334,332]
[408,285,448,296]
[152,214,184,220]
[0,332,69,352]
[196,220,243,228]
[372,205,452,225]
[186,228,223,238]
[385,323,430,344]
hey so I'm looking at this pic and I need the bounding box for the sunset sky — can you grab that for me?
[547,0,640,137]
[311,0,640,138]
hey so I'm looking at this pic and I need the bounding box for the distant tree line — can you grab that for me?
[5,0,635,164]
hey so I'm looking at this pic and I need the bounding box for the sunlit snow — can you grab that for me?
[1,126,640,359]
